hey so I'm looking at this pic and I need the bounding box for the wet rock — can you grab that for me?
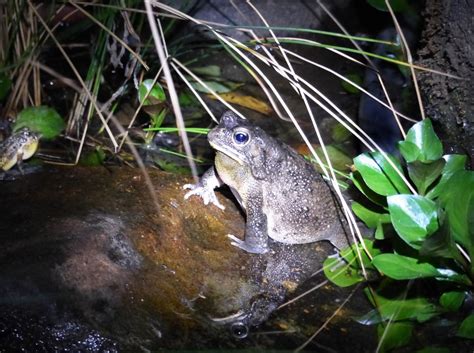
[0,166,372,351]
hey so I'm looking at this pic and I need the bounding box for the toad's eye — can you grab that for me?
[233,131,249,144]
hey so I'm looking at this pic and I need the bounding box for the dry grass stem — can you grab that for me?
[28,0,118,164]
[385,0,425,121]
[145,0,198,181]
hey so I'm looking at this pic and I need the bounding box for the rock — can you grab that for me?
[0,166,370,351]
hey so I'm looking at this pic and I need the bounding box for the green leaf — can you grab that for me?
[331,122,351,143]
[313,145,352,172]
[372,253,440,280]
[436,269,472,286]
[354,151,410,196]
[367,0,410,12]
[375,221,386,240]
[426,154,467,199]
[189,80,241,94]
[416,347,451,353]
[341,73,362,94]
[0,72,12,100]
[399,119,443,163]
[323,256,364,287]
[340,238,382,269]
[351,201,391,229]
[377,322,413,353]
[398,140,419,162]
[152,156,191,175]
[138,79,166,105]
[178,91,197,107]
[407,159,445,195]
[439,291,465,312]
[439,170,474,252]
[80,147,106,166]
[350,171,387,206]
[365,288,440,322]
[13,106,65,139]
[419,219,460,260]
[191,65,221,77]
[457,314,474,339]
[388,194,439,249]
[355,308,384,325]
[150,109,167,129]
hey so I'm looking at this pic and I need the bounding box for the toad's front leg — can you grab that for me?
[228,190,269,254]
[183,167,225,210]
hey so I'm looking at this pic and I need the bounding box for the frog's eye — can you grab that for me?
[233,131,249,145]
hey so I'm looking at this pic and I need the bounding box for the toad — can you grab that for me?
[184,111,348,254]
[0,128,39,172]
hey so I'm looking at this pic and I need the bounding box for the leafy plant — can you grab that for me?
[13,106,65,139]
[325,118,474,351]
[138,79,168,145]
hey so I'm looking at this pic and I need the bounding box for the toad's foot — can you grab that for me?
[183,183,225,210]
[227,234,269,254]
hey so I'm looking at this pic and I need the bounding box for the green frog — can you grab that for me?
[0,128,39,172]
[184,111,348,254]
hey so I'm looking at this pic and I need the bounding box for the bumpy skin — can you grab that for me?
[0,128,39,172]
[184,111,347,254]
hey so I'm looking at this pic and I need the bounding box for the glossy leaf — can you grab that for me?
[354,151,410,196]
[365,288,440,323]
[398,140,419,162]
[436,269,472,286]
[350,171,387,206]
[323,256,364,287]
[439,291,465,312]
[355,308,384,325]
[375,221,386,240]
[408,159,445,195]
[388,195,439,249]
[377,322,413,353]
[138,80,166,105]
[426,154,467,199]
[399,119,443,163]
[372,253,440,280]
[439,170,474,252]
[340,238,382,269]
[457,314,474,339]
[13,106,65,139]
[351,201,391,229]
[420,220,459,260]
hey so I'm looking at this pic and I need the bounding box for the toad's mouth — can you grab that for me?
[209,141,245,165]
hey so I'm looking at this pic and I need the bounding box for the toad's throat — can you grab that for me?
[209,141,245,165]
